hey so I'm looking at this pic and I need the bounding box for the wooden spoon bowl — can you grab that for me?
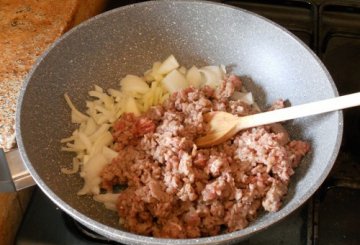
[196,92,360,147]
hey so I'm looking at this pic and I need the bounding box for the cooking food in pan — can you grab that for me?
[15,1,342,244]
[61,56,309,238]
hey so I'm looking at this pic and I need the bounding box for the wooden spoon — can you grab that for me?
[196,92,360,147]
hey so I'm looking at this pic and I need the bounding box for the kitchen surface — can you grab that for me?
[1,0,360,244]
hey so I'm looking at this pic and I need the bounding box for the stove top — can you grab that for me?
[15,1,360,244]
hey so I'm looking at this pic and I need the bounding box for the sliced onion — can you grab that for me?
[186,66,203,88]
[231,91,254,105]
[199,65,225,88]
[64,93,89,123]
[178,66,187,75]
[120,75,150,94]
[93,193,120,203]
[91,131,113,156]
[89,124,111,142]
[77,153,109,195]
[94,85,103,93]
[157,55,180,75]
[108,88,124,100]
[61,158,80,175]
[125,96,141,116]
[102,146,118,162]
[144,61,163,82]
[89,90,113,109]
[161,69,188,93]
[93,193,120,211]
[78,132,92,154]
[60,135,76,143]
[84,118,97,136]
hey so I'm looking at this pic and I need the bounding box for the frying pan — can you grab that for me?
[2,1,342,244]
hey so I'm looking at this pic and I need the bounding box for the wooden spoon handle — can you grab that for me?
[236,92,360,130]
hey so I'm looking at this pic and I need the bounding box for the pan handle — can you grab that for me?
[0,148,35,192]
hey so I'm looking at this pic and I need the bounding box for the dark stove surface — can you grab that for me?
[16,0,360,244]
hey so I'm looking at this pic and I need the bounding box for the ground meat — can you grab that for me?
[112,113,156,150]
[100,75,310,238]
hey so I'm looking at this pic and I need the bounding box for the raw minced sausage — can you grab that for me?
[100,75,310,238]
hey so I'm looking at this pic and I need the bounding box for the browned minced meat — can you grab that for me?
[100,75,310,238]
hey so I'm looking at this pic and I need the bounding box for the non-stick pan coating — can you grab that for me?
[16,1,342,244]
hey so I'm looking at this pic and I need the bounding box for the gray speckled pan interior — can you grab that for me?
[16,1,342,244]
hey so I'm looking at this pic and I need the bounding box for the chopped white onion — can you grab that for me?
[61,158,80,174]
[102,146,118,162]
[83,118,97,136]
[186,66,203,88]
[89,124,111,142]
[120,75,150,94]
[91,131,113,156]
[199,65,225,88]
[161,69,188,93]
[125,96,141,116]
[64,93,89,123]
[77,153,109,195]
[94,85,103,93]
[89,90,113,109]
[231,91,254,105]
[178,66,187,75]
[78,132,92,154]
[93,193,120,211]
[157,55,179,75]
